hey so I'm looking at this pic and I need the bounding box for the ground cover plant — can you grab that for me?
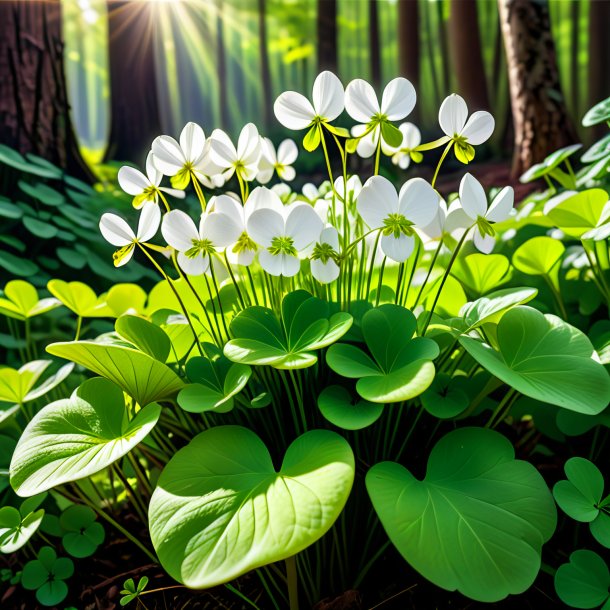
[1,72,610,610]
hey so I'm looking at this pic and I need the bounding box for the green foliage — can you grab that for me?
[120,576,149,606]
[555,550,610,610]
[60,505,105,558]
[21,546,74,606]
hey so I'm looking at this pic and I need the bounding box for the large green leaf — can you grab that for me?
[452,253,511,296]
[366,427,556,602]
[47,280,112,318]
[149,426,354,588]
[115,315,171,362]
[512,236,565,276]
[555,550,610,610]
[327,304,439,403]
[460,306,610,414]
[224,290,352,369]
[10,378,161,497]
[546,189,608,238]
[47,339,184,405]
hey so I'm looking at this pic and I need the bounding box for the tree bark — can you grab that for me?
[0,0,92,180]
[258,0,272,128]
[369,0,381,88]
[498,0,578,178]
[105,0,162,164]
[448,0,490,110]
[317,0,337,73]
[397,0,419,89]
[588,0,610,141]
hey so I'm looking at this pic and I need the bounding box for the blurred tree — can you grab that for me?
[588,0,610,140]
[498,0,577,177]
[0,0,92,179]
[397,0,420,93]
[448,0,489,110]
[317,0,337,73]
[258,0,272,127]
[216,0,230,130]
[105,1,161,164]
[369,0,381,88]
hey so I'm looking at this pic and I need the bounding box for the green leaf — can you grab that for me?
[420,373,469,418]
[46,339,184,405]
[303,124,321,152]
[22,546,74,607]
[317,385,383,430]
[115,315,171,362]
[224,290,352,369]
[10,378,161,496]
[106,283,148,317]
[0,280,59,320]
[327,304,438,403]
[591,512,610,548]
[583,96,610,126]
[367,427,557,602]
[149,426,354,588]
[460,306,610,414]
[512,236,565,275]
[520,162,550,183]
[22,216,59,239]
[452,253,511,296]
[555,550,610,609]
[18,181,64,206]
[60,505,105,558]
[0,200,23,219]
[47,279,111,318]
[380,121,403,148]
[546,189,608,238]
[582,133,610,163]
[553,457,604,522]
[0,505,44,553]
[543,143,583,170]
[0,145,61,178]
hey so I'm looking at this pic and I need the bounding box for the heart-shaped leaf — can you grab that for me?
[60,505,105,558]
[106,283,148,317]
[10,377,161,497]
[47,339,184,405]
[366,427,557,602]
[0,360,74,404]
[555,550,610,609]
[512,237,565,276]
[21,546,74,607]
[546,189,608,238]
[149,426,354,588]
[0,280,60,320]
[452,253,511,296]
[327,304,439,403]
[115,315,171,362]
[460,306,610,414]
[420,373,469,418]
[553,457,604,522]
[224,290,352,369]
[178,344,251,413]
[317,384,383,430]
[47,280,112,318]
[0,504,45,554]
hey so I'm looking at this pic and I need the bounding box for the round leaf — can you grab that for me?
[553,457,604,523]
[512,236,565,276]
[317,385,383,430]
[555,550,610,609]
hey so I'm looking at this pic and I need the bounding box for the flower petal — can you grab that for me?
[159,187,186,199]
[486,186,514,223]
[357,175,399,229]
[151,135,186,176]
[285,203,324,251]
[277,139,298,165]
[208,129,237,168]
[179,122,206,163]
[356,127,380,158]
[381,77,416,121]
[312,70,345,121]
[161,209,198,251]
[320,226,339,249]
[302,183,319,201]
[137,201,161,242]
[381,233,415,262]
[438,93,468,137]
[247,208,284,248]
[118,166,150,196]
[202,211,242,247]
[458,173,487,220]
[211,194,245,225]
[403,122,421,149]
[145,151,162,186]
[461,111,495,145]
[274,91,316,129]
[398,177,439,227]
[345,79,380,123]
[258,249,283,276]
[473,230,496,254]
[237,123,261,164]
[177,251,209,276]
[311,258,339,283]
[99,213,134,246]
[279,165,296,181]
[246,186,285,217]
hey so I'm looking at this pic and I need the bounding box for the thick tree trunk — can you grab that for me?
[448,0,490,110]
[397,0,419,89]
[498,0,578,178]
[0,0,92,180]
[317,0,337,73]
[258,0,272,128]
[105,0,162,164]
[588,0,610,141]
[369,0,381,88]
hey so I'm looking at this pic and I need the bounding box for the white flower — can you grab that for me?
[345,77,416,158]
[311,226,340,284]
[302,183,320,202]
[274,71,344,131]
[257,138,298,184]
[151,122,219,189]
[357,176,438,262]
[247,197,323,277]
[456,173,514,253]
[418,198,448,241]
[438,94,495,163]
[161,208,241,276]
[118,152,185,209]
[208,123,262,183]
[99,201,160,267]
[382,123,422,169]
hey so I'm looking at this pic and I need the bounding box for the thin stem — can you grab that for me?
[319,125,335,185]
[74,316,83,341]
[431,141,453,188]
[413,239,443,307]
[285,555,299,610]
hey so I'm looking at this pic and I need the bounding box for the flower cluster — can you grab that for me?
[100,70,508,295]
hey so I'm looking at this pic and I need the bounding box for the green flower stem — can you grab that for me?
[237,174,247,203]
[581,246,610,304]
[364,232,381,300]
[319,125,335,186]
[374,256,387,306]
[223,252,248,309]
[112,463,149,524]
[353,541,390,589]
[24,317,36,360]
[431,141,454,189]
[127,451,152,496]
[285,555,300,610]
[245,266,260,306]
[157,191,171,213]
[542,274,568,319]
[485,387,519,429]
[413,239,444,307]
[401,240,421,306]
[138,244,204,356]
[7,317,27,363]
[204,271,229,341]
[191,177,207,211]
[422,227,472,335]
[374,137,382,176]
[74,316,83,341]
[288,369,307,432]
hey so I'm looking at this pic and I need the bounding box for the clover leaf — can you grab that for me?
[420,373,469,418]
[317,384,383,430]
[60,505,105,558]
[583,95,610,126]
[120,576,149,606]
[178,344,251,413]
[224,290,352,369]
[366,427,557,602]
[326,304,439,403]
[0,360,74,405]
[21,546,74,607]
[0,280,60,321]
[0,500,45,553]
[555,550,610,610]
[460,306,610,414]
[452,253,511,296]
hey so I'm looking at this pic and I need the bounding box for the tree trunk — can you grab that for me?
[0,0,92,180]
[105,1,162,164]
[397,1,419,89]
[588,0,610,141]
[569,0,579,116]
[448,0,490,110]
[257,0,272,128]
[369,0,381,88]
[498,0,578,178]
[317,0,337,73]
